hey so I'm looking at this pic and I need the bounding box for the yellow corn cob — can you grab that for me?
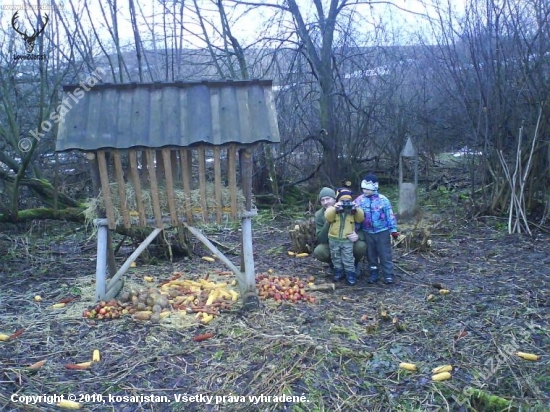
[431,365,453,374]
[92,349,100,362]
[516,352,540,361]
[296,253,309,258]
[201,314,214,324]
[205,290,219,306]
[432,371,452,381]
[229,290,239,302]
[57,400,82,409]
[399,362,417,371]
[201,256,215,262]
[51,303,66,309]
[0,334,10,341]
[439,289,451,295]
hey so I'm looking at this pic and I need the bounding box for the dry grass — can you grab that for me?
[83,182,251,227]
[0,213,549,412]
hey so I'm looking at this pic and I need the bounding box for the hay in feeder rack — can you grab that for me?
[84,182,252,228]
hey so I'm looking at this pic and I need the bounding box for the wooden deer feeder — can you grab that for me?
[55,79,280,309]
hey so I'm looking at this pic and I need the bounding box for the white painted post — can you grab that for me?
[241,210,257,294]
[94,220,108,302]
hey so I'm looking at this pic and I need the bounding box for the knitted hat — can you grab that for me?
[336,187,353,202]
[318,187,336,200]
[361,174,379,191]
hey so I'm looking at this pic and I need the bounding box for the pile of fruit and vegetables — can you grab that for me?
[81,271,323,324]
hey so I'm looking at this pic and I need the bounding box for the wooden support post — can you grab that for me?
[88,152,117,286]
[162,149,179,226]
[106,226,163,293]
[197,146,208,221]
[182,222,245,285]
[228,144,238,220]
[128,150,147,226]
[106,231,117,277]
[113,151,131,228]
[95,222,108,301]
[239,147,259,310]
[146,150,163,228]
[96,150,116,229]
[180,149,193,223]
[214,146,223,223]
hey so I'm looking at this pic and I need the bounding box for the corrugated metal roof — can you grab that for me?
[55,79,280,152]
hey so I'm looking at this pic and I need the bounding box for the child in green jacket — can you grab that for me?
[325,188,365,285]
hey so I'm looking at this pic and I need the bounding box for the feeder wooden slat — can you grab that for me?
[141,151,149,183]
[214,146,223,223]
[146,149,163,228]
[197,147,208,221]
[162,148,179,226]
[113,151,131,228]
[228,144,238,220]
[97,150,116,230]
[128,150,147,226]
[179,149,193,223]
[156,149,165,178]
[170,150,178,182]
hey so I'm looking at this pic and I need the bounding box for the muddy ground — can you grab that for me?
[0,209,549,412]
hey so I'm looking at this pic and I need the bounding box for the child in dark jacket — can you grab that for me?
[325,188,365,285]
[354,174,399,284]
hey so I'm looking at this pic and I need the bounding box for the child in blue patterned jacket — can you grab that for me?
[354,174,399,284]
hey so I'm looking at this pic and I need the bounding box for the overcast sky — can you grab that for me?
[1,0,467,55]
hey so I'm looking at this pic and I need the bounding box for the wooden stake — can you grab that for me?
[128,150,147,227]
[96,150,116,229]
[113,151,130,228]
[197,146,208,221]
[214,146,223,223]
[146,150,163,228]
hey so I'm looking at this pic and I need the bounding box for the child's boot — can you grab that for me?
[346,271,357,286]
[384,273,395,284]
[368,266,379,284]
[333,269,344,282]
